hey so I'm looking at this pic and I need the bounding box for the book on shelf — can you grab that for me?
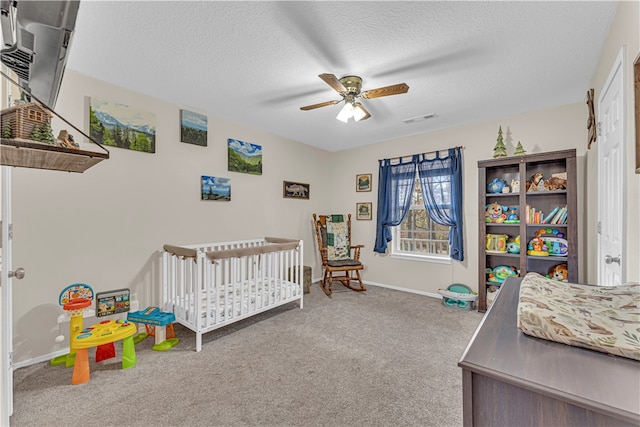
[550,206,567,224]
[542,206,560,224]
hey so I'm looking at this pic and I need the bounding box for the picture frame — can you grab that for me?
[180,109,207,146]
[228,138,262,175]
[356,202,372,220]
[356,173,372,192]
[89,97,156,153]
[634,52,639,173]
[201,175,231,201]
[283,181,310,199]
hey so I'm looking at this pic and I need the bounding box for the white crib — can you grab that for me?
[162,237,303,351]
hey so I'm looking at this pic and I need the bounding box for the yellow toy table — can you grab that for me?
[70,319,137,385]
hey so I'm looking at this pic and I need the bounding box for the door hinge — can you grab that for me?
[597,122,602,137]
[597,221,601,234]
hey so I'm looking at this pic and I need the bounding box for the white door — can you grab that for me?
[598,47,626,285]
[1,166,17,425]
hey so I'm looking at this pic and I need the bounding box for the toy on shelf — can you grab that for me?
[128,307,179,351]
[487,178,508,194]
[506,236,521,254]
[486,234,508,253]
[526,172,568,192]
[51,283,137,385]
[527,228,568,257]
[486,202,508,223]
[548,263,569,282]
[526,172,546,192]
[486,265,519,284]
[504,207,520,224]
[510,179,520,193]
[437,284,478,310]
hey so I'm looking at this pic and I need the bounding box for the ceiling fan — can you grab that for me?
[300,74,409,123]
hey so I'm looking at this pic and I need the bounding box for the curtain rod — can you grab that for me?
[378,145,465,163]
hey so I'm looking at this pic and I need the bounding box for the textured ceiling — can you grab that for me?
[65,1,618,152]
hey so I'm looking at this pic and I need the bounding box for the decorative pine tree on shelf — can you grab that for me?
[1,122,11,139]
[514,141,526,156]
[40,121,55,144]
[493,126,507,158]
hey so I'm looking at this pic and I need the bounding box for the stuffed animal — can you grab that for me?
[548,263,568,282]
[487,178,507,194]
[545,176,567,190]
[485,202,508,223]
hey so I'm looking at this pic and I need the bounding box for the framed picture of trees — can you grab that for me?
[228,138,262,175]
[180,109,208,146]
[89,97,156,153]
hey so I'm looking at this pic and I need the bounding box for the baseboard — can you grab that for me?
[13,349,69,370]
[364,280,441,299]
[310,276,441,300]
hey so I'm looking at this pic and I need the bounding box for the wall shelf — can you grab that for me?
[1,138,109,173]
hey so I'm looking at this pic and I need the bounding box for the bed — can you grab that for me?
[162,237,303,351]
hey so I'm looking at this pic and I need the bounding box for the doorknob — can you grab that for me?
[604,255,621,265]
[9,267,25,279]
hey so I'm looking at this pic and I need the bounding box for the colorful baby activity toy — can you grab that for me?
[52,283,137,385]
[438,284,478,310]
[128,307,179,351]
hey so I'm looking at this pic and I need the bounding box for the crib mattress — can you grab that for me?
[517,272,640,361]
[170,280,300,323]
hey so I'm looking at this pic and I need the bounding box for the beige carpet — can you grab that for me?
[11,283,482,427]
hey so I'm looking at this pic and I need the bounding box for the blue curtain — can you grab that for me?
[417,147,464,261]
[373,156,417,253]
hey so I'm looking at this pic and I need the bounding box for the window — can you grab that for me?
[27,109,43,122]
[393,175,450,258]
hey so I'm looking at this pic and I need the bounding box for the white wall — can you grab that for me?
[585,0,640,284]
[332,104,588,295]
[10,70,332,363]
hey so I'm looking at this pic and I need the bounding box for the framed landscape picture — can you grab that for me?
[201,175,231,201]
[228,138,262,175]
[180,109,207,146]
[283,181,310,200]
[89,97,156,153]
[356,202,372,220]
[356,173,372,192]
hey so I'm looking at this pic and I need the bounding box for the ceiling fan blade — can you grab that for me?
[319,73,347,93]
[355,103,371,121]
[300,99,341,111]
[361,83,409,99]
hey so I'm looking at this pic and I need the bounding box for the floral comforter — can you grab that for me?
[517,273,640,361]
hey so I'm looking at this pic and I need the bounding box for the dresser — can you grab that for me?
[458,277,640,426]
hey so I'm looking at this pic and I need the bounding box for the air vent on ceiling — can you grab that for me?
[401,113,437,124]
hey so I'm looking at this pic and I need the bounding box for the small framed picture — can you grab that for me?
[356,202,372,220]
[356,173,372,192]
[283,181,310,200]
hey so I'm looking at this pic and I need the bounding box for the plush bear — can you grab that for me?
[548,263,568,282]
[485,202,507,223]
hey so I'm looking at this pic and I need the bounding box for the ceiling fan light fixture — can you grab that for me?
[353,103,367,122]
[336,102,354,123]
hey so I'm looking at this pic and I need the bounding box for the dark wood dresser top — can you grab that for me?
[459,277,640,425]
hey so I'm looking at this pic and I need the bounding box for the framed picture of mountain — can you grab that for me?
[89,97,156,153]
[228,138,262,175]
[180,109,207,146]
[201,175,231,201]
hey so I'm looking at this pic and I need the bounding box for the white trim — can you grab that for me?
[12,350,69,370]
[390,253,451,264]
[363,281,442,300]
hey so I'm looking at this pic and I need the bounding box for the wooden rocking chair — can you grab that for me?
[313,213,366,296]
